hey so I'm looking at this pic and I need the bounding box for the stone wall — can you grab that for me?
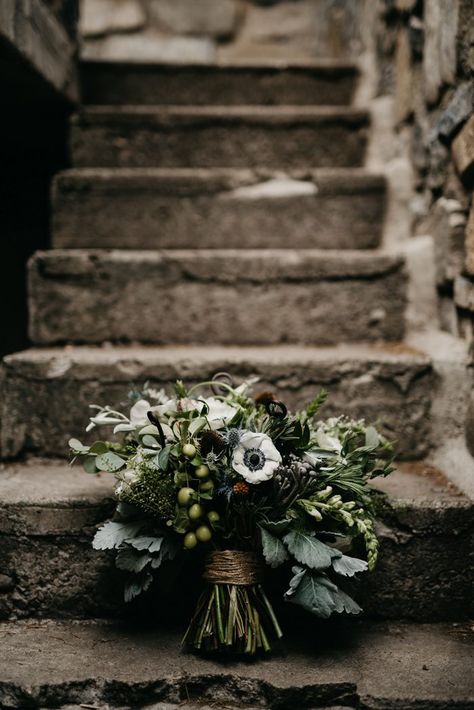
[378,0,474,343]
[79,0,366,63]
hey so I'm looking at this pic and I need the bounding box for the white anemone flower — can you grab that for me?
[202,397,238,430]
[232,431,281,484]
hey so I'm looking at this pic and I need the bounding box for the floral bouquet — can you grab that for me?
[69,374,393,656]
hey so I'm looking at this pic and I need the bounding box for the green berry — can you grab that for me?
[177,487,194,506]
[183,532,197,549]
[182,443,196,458]
[196,525,212,543]
[207,510,220,524]
[188,503,205,521]
[199,479,214,493]
[195,464,210,479]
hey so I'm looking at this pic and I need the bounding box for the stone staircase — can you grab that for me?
[1,57,473,709]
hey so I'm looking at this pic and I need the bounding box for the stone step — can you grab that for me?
[0,622,473,710]
[80,59,359,107]
[1,344,432,460]
[71,106,369,169]
[1,622,472,710]
[28,249,406,346]
[52,168,386,251]
[0,459,472,622]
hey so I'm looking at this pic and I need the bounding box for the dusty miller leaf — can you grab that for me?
[116,547,151,573]
[92,521,143,550]
[124,572,153,603]
[128,536,164,553]
[285,570,362,618]
[260,527,289,568]
[332,554,368,577]
[283,530,341,570]
[95,451,126,473]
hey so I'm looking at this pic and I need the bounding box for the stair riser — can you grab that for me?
[1,503,471,621]
[1,350,432,460]
[52,175,385,251]
[71,115,369,169]
[28,252,406,346]
[81,63,358,107]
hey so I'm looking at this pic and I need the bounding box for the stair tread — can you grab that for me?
[81,57,360,71]
[55,166,386,192]
[0,619,472,708]
[76,104,369,122]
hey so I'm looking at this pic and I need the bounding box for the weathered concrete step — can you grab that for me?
[0,459,472,622]
[28,249,406,346]
[80,59,358,107]
[0,619,473,709]
[1,344,432,460]
[52,168,386,251]
[71,106,369,169]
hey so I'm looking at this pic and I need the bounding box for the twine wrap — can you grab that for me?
[203,550,263,586]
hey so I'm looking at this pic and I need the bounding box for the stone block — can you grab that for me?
[423,0,458,105]
[454,273,474,312]
[452,114,474,185]
[27,249,406,346]
[464,199,474,275]
[81,31,216,63]
[71,106,369,169]
[433,82,474,143]
[52,167,386,251]
[148,0,242,39]
[79,0,145,38]
[425,197,466,287]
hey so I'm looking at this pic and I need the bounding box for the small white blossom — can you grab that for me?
[232,431,281,484]
[202,397,238,430]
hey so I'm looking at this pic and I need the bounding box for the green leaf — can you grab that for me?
[89,441,109,455]
[82,456,98,474]
[260,527,289,568]
[332,554,368,577]
[92,521,143,550]
[124,571,153,603]
[116,547,151,573]
[68,438,89,453]
[188,417,207,436]
[142,434,159,447]
[261,518,292,535]
[95,452,126,473]
[283,530,341,570]
[284,565,306,597]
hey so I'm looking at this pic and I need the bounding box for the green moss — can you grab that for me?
[121,464,176,524]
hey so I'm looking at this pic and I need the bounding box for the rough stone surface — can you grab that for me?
[455,274,474,312]
[148,0,242,40]
[0,460,472,621]
[80,0,145,38]
[80,60,358,107]
[426,197,466,287]
[0,344,433,459]
[0,0,78,102]
[81,32,216,64]
[70,107,369,169]
[464,200,474,275]
[51,168,386,250]
[434,81,474,142]
[452,115,474,185]
[27,249,406,346]
[423,0,459,105]
[0,619,473,709]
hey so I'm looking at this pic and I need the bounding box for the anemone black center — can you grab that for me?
[244,448,265,471]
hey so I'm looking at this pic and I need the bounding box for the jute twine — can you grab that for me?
[203,550,263,586]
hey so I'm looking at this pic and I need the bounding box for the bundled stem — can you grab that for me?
[182,582,283,654]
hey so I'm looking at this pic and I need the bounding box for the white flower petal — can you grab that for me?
[129,399,151,426]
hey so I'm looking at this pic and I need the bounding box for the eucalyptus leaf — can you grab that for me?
[158,446,171,471]
[82,456,98,474]
[89,441,109,455]
[92,521,143,550]
[365,426,380,448]
[142,434,159,448]
[332,554,368,577]
[68,438,89,453]
[283,530,341,570]
[95,452,126,473]
[260,527,289,568]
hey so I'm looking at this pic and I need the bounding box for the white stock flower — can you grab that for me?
[232,431,281,484]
